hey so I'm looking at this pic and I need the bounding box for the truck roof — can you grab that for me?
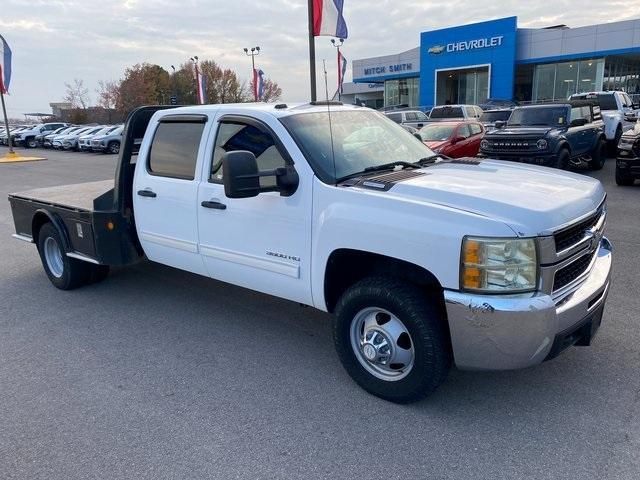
[156,102,367,119]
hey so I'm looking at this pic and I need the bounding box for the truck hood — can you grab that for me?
[488,126,553,137]
[378,159,605,235]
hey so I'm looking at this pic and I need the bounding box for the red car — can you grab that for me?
[418,121,485,158]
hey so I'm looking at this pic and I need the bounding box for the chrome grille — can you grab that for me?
[553,251,595,291]
[554,204,605,253]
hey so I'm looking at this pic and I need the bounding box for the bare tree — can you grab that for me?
[96,80,120,122]
[64,78,90,109]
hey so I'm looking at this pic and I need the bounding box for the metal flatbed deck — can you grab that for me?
[10,180,114,212]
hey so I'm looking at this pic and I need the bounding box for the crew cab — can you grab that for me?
[8,103,612,403]
[615,121,640,186]
[570,91,640,150]
[479,102,607,170]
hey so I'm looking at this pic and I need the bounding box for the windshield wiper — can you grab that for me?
[336,160,422,183]
[363,161,420,173]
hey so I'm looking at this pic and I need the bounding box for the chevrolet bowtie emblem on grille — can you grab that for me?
[586,230,600,251]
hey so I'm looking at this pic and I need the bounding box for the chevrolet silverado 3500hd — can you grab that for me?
[8,103,612,403]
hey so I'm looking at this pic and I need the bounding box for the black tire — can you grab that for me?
[26,137,37,149]
[589,139,606,170]
[87,264,110,284]
[553,148,570,170]
[333,276,451,404]
[615,168,635,186]
[108,141,120,155]
[36,223,91,290]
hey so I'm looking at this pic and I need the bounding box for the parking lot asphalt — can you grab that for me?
[0,146,638,480]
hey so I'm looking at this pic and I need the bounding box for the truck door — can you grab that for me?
[133,114,209,276]
[196,115,313,305]
[567,107,589,155]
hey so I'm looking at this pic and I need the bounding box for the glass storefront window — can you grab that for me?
[555,62,578,99]
[531,59,605,102]
[384,78,419,107]
[577,60,598,92]
[532,64,555,101]
[434,66,489,106]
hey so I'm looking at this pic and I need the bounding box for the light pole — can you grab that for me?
[243,46,261,101]
[170,65,177,104]
[331,38,345,101]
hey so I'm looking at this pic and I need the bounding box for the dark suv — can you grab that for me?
[479,102,607,170]
[615,123,640,186]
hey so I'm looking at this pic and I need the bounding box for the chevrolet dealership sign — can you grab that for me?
[430,35,504,54]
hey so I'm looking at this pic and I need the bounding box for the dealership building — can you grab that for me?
[342,16,640,109]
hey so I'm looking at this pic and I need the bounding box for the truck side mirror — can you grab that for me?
[222,150,299,199]
[223,151,261,198]
[494,120,506,129]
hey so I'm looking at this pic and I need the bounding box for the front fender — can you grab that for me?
[310,180,516,311]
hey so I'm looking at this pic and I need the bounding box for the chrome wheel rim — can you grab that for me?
[350,307,415,381]
[110,143,119,154]
[44,237,64,278]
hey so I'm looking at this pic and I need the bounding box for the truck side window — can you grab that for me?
[570,107,583,123]
[210,121,286,187]
[148,122,205,180]
[386,113,402,123]
[469,123,483,135]
[457,124,472,138]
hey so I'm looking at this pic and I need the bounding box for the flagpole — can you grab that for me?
[307,0,317,102]
[0,90,14,154]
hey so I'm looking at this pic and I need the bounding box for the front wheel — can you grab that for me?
[553,149,570,170]
[615,168,635,186]
[108,141,120,154]
[26,137,37,148]
[333,276,451,403]
[589,139,606,170]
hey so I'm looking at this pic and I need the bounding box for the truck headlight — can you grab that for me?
[461,237,537,293]
[536,139,548,150]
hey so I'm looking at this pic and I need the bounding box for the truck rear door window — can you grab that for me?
[148,122,205,180]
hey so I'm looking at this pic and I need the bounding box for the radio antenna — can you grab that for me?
[322,59,338,183]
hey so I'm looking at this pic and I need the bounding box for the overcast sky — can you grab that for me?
[1,0,639,118]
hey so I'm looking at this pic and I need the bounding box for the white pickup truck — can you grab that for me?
[8,103,612,403]
[570,91,639,149]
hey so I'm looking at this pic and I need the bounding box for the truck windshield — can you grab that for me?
[596,94,617,110]
[480,110,512,123]
[429,106,464,119]
[281,110,436,183]
[508,107,567,127]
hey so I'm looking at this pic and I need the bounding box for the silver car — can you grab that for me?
[91,125,124,154]
[79,125,118,151]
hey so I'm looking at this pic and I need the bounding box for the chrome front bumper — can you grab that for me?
[444,238,612,371]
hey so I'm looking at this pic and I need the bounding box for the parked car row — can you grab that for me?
[384,91,640,177]
[0,122,124,154]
